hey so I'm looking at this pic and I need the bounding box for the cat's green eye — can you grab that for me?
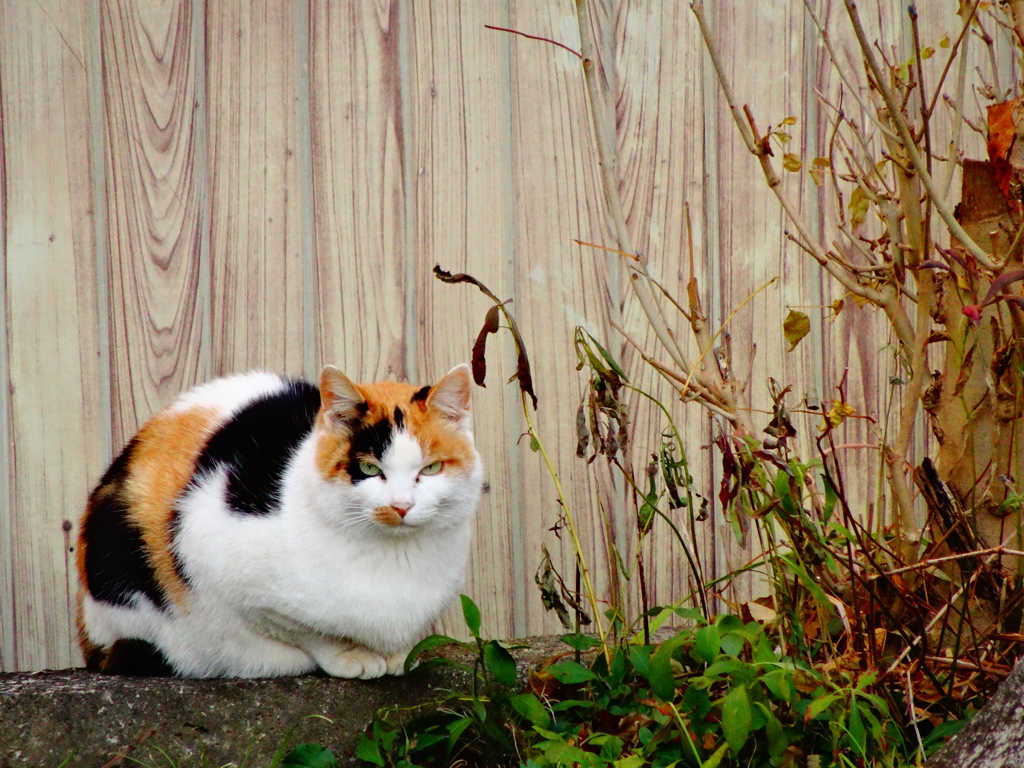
[420,461,443,476]
[358,461,382,477]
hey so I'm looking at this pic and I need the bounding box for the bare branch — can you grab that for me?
[844,0,1003,272]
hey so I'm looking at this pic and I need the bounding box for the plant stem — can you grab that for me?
[521,395,610,657]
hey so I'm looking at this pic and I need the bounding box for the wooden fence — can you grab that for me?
[0,0,1005,672]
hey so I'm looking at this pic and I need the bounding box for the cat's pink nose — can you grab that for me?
[390,500,413,517]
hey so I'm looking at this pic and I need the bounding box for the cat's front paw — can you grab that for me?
[314,644,388,679]
[385,649,410,676]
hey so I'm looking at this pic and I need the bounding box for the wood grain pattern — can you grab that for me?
[0,0,103,671]
[309,0,408,383]
[814,0,916,528]
[0,0,9,671]
[611,0,716,622]
[102,0,207,446]
[406,0,520,638]
[505,0,619,636]
[206,2,307,378]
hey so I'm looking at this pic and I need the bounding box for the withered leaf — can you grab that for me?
[848,186,870,230]
[435,265,538,409]
[472,305,501,387]
[575,402,590,458]
[812,156,831,168]
[980,268,1024,307]
[987,99,1019,164]
[783,309,811,352]
[826,400,856,428]
[783,153,802,172]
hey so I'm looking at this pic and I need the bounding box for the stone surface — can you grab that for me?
[926,657,1024,768]
[0,638,565,768]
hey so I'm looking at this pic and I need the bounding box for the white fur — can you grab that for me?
[166,371,286,417]
[83,372,483,678]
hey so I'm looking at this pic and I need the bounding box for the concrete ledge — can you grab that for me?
[0,638,565,768]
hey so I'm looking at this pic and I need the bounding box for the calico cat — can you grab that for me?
[76,364,483,678]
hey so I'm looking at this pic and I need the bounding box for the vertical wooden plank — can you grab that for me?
[407,1,518,638]
[506,0,617,636]
[812,0,908,528]
[0,4,10,671]
[704,0,828,605]
[309,0,407,382]
[0,0,103,670]
[102,0,207,445]
[206,3,305,377]
[612,0,715,621]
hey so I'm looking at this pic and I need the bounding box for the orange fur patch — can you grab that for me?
[125,406,221,607]
[314,380,475,483]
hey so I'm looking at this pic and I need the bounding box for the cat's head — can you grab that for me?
[312,365,483,536]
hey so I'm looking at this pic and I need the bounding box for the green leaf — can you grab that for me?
[847,700,866,754]
[461,594,481,638]
[560,633,601,652]
[510,693,551,727]
[804,692,840,723]
[759,669,794,704]
[354,737,384,767]
[403,634,467,673]
[542,741,590,766]
[614,756,646,768]
[547,659,597,684]
[585,331,629,381]
[695,625,720,663]
[483,641,518,687]
[446,716,475,751]
[703,743,730,768]
[703,659,753,680]
[719,685,752,753]
[757,703,789,761]
[719,632,745,657]
[674,607,706,623]
[629,645,652,679]
[591,734,625,761]
[281,746,337,768]
[551,699,596,712]
[648,633,688,701]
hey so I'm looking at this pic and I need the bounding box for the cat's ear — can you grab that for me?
[320,366,366,428]
[426,364,472,426]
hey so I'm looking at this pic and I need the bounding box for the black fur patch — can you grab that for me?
[191,381,322,515]
[83,439,167,609]
[411,385,431,403]
[98,638,174,676]
[347,416,397,482]
[393,406,405,429]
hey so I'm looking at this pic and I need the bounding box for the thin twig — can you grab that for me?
[880,546,1024,578]
[844,0,1002,272]
[484,24,582,59]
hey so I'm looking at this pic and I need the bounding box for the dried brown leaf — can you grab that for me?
[472,305,501,387]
